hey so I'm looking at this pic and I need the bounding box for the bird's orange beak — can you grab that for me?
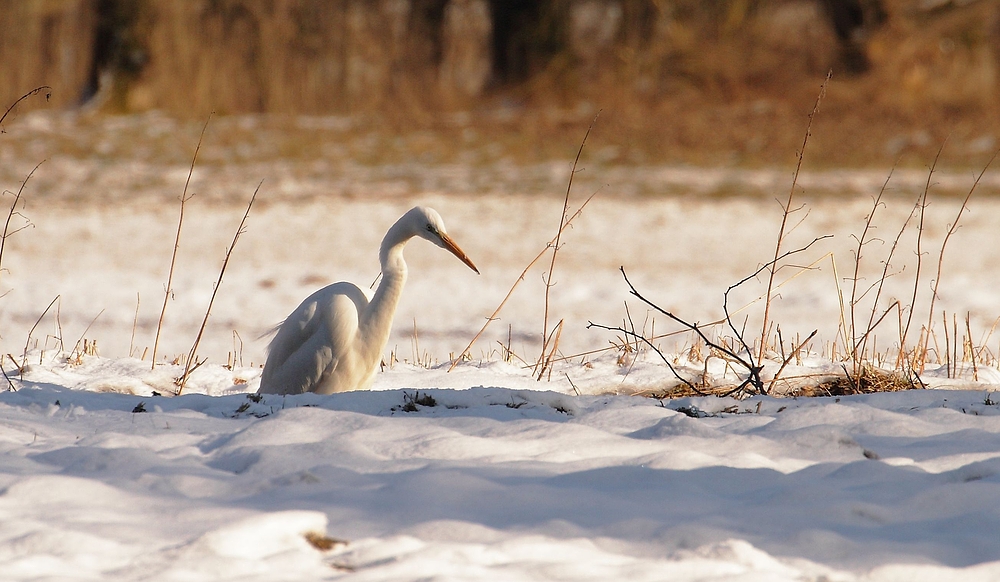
[440,232,479,274]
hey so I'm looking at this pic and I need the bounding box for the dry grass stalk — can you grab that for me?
[758,70,830,362]
[69,309,105,362]
[766,329,818,393]
[899,142,941,370]
[21,295,60,375]
[845,170,893,373]
[943,311,952,378]
[919,147,998,372]
[129,293,140,358]
[447,190,598,372]
[0,161,41,296]
[409,318,433,368]
[152,114,213,369]
[536,319,564,381]
[231,330,245,369]
[175,181,259,394]
[966,312,978,381]
[536,113,599,373]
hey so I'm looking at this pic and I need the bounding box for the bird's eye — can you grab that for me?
[426,224,438,235]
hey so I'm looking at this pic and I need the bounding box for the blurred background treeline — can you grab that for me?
[2,0,999,167]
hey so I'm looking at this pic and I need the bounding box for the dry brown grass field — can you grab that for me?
[1,0,998,169]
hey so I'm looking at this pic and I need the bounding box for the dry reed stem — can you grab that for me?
[0,161,41,295]
[766,329,817,393]
[152,114,213,369]
[536,112,599,373]
[410,318,424,367]
[966,312,978,381]
[900,142,942,369]
[130,293,140,358]
[69,309,105,360]
[919,148,998,373]
[232,330,245,368]
[175,181,259,394]
[759,70,830,362]
[447,191,598,371]
[536,319,564,381]
[943,311,951,378]
[855,202,917,373]
[846,169,894,373]
[22,295,60,374]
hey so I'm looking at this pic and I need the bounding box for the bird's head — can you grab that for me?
[409,206,480,274]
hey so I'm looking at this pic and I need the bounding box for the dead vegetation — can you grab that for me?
[583,82,1000,400]
[1,1,998,168]
[3,10,1000,398]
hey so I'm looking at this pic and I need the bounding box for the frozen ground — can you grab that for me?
[2,112,1000,579]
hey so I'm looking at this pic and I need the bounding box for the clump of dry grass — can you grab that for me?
[796,364,918,398]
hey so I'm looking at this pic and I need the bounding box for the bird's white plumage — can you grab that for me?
[258,207,478,395]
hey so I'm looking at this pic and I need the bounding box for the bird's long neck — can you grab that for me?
[362,220,411,352]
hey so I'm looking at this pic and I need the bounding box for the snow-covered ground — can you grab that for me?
[2,113,1000,579]
[3,355,1000,581]
[5,192,1000,371]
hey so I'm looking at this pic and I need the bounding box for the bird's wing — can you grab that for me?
[259,283,370,394]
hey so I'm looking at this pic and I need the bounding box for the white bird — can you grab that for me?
[257,206,479,395]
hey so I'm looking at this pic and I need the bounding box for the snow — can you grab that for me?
[3,115,1000,579]
[2,353,1000,581]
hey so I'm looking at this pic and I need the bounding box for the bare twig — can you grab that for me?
[588,319,704,395]
[565,373,581,396]
[176,181,259,393]
[0,86,51,131]
[596,235,829,396]
[723,236,832,386]
[617,267,762,394]
[152,113,213,369]
[544,249,833,369]
[1,355,16,391]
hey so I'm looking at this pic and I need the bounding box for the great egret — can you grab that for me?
[257,206,479,395]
